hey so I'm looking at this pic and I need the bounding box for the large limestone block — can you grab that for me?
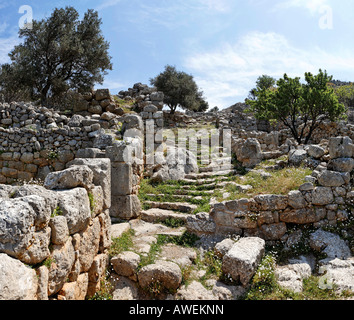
[110,195,141,220]
[67,158,111,210]
[56,188,91,234]
[111,251,141,280]
[318,258,354,293]
[111,162,133,196]
[44,165,94,190]
[222,237,265,286]
[48,237,75,296]
[0,196,51,264]
[328,158,354,173]
[49,216,70,245]
[79,217,101,273]
[138,260,182,291]
[329,136,354,159]
[12,184,58,213]
[234,138,263,168]
[58,273,89,300]
[0,253,38,300]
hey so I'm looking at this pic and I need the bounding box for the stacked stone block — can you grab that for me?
[0,160,112,300]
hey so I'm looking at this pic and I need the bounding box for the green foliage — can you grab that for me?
[246,254,277,300]
[0,6,112,104]
[333,83,354,108]
[248,75,276,100]
[51,206,63,218]
[150,65,208,114]
[109,229,135,257]
[246,70,347,144]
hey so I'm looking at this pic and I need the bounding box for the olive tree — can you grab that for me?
[0,7,112,104]
[150,65,208,114]
[246,70,347,144]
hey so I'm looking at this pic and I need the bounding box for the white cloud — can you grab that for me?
[0,36,20,64]
[196,0,232,13]
[274,0,330,14]
[97,79,129,94]
[184,31,354,109]
[95,0,121,11]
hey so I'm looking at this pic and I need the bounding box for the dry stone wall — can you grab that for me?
[0,161,112,300]
[187,136,354,245]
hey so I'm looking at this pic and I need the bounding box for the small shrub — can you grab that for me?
[109,229,135,257]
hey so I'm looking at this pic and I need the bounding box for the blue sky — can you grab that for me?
[0,0,354,109]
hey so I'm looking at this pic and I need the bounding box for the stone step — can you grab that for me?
[145,193,204,201]
[144,201,198,213]
[175,189,215,196]
[180,176,231,185]
[141,208,190,224]
[185,169,236,180]
[199,164,234,173]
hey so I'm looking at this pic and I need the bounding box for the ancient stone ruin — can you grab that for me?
[0,85,353,300]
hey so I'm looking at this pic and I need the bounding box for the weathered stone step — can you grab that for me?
[175,189,215,196]
[145,194,203,201]
[144,201,197,213]
[185,169,236,180]
[179,176,230,185]
[199,164,234,173]
[141,208,189,224]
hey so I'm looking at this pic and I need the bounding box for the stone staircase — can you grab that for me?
[139,151,237,225]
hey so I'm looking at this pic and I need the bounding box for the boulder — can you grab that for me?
[275,260,312,293]
[44,165,94,190]
[111,251,141,280]
[0,253,38,300]
[318,170,345,187]
[307,145,325,159]
[138,260,182,291]
[94,89,111,101]
[289,149,307,167]
[309,229,351,264]
[222,237,265,286]
[318,258,354,293]
[176,281,216,300]
[214,239,236,258]
[329,136,354,159]
[121,114,144,133]
[234,138,262,168]
[328,158,354,173]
